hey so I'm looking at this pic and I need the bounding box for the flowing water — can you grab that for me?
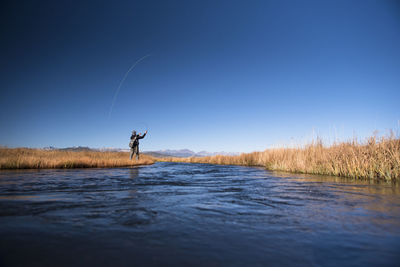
[0,162,399,266]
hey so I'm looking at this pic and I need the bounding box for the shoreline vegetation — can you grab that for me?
[161,135,400,181]
[0,148,154,169]
[0,135,398,181]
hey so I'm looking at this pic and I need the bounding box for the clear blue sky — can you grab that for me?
[1,0,399,152]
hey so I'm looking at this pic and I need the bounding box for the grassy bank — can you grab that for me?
[0,148,155,169]
[161,136,400,181]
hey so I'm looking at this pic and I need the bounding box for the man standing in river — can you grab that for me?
[129,130,147,160]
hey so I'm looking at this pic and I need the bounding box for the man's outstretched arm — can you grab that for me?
[138,130,148,139]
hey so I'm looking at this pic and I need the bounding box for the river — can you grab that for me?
[0,162,399,266]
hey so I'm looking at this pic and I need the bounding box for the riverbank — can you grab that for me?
[0,148,155,169]
[161,135,400,181]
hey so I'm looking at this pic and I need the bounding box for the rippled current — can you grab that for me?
[0,162,399,266]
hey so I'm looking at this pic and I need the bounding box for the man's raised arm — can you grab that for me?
[138,130,148,139]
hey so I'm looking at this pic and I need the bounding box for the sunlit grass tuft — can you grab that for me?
[0,148,155,169]
[161,135,400,181]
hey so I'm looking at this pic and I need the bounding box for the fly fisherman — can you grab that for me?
[129,130,147,160]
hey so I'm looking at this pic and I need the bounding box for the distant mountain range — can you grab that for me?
[43,146,130,152]
[143,149,239,158]
[43,146,94,152]
[42,146,238,158]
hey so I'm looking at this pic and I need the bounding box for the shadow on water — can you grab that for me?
[0,162,399,266]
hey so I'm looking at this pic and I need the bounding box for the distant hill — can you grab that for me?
[43,146,94,152]
[144,149,239,158]
[142,151,172,158]
[42,146,130,152]
[59,146,92,152]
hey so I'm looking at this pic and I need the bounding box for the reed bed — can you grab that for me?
[0,148,155,169]
[161,135,400,181]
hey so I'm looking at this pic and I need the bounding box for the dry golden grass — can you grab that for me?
[161,135,400,181]
[0,148,155,169]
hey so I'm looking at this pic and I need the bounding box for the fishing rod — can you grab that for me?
[131,122,149,138]
[135,122,149,135]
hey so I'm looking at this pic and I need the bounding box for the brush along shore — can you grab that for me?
[0,148,155,169]
[160,136,400,181]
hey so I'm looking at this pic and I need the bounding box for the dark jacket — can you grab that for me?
[130,132,146,147]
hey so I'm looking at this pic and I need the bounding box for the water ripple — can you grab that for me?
[0,162,399,266]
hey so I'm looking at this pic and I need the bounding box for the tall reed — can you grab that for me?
[0,148,154,169]
[161,135,400,181]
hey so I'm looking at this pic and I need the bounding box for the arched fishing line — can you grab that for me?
[108,54,151,118]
